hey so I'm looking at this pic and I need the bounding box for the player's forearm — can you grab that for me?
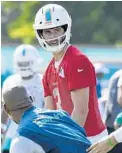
[44,96,55,110]
[71,108,88,127]
[108,135,118,147]
[70,88,89,126]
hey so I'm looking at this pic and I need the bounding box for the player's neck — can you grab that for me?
[53,44,69,62]
[53,50,65,62]
[14,105,33,124]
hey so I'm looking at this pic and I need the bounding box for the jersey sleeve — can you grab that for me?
[42,73,52,97]
[67,55,96,91]
[10,137,32,153]
[10,136,45,153]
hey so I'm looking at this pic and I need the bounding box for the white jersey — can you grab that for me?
[111,127,122,143]
[10,136,45,153]
[2,73,44,139]
[2,73,44,108]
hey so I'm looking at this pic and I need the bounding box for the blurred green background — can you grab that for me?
[1,1,122,88]
[1,1,122,45]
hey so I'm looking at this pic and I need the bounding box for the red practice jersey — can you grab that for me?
[43,45,106,136]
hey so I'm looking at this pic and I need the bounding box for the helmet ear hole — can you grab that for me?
[37,30,43,38]
[61,24,68,32]
[43,43,46,47]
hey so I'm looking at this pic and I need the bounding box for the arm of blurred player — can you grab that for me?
[87,127,122,153]
[1,107,9,143]
[10,136,45,153]
[1,95,9,143]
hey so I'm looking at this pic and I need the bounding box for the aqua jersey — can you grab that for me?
[96,79,102,98]
[17,107,91,153]
[1,70,12,88]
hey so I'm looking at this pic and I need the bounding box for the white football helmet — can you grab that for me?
[14,44,43,77]
[33,4,72,53]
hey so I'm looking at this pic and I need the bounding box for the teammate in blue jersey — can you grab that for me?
[2,85,91,153]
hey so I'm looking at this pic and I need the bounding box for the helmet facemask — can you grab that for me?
[15,60,35,78]
[36,24,70,53]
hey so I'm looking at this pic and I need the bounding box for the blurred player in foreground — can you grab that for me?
[2,85,91,153]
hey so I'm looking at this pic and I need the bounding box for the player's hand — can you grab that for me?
[86,141,112,153]
[86,136,117,153]
[1,124,7,144]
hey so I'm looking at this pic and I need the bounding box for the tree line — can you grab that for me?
[1,1,122,45]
